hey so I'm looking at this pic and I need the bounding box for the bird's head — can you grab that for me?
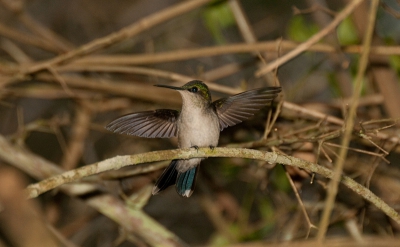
[155,80,212,108]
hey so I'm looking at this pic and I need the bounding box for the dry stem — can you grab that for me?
[317,0,379,241]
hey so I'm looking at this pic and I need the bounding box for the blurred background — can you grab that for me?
[0,0,400,246]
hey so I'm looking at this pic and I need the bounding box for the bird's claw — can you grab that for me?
[191,145,199,152]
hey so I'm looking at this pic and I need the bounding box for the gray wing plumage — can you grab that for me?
[105,109,179,138]
[212,87,281,130]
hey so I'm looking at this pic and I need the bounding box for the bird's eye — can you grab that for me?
[189,87,198,93]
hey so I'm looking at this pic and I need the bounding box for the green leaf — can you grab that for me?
[337,17,359,45]
[270,165,291,192]
[389,55,400,73]
[287,15,319,42]
[202,2,236,44]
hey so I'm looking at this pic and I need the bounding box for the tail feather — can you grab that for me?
[176,166,199,197]
[152,160,178,195]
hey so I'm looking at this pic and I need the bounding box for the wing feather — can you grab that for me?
[105,109,179,138]
[213,87,281,130]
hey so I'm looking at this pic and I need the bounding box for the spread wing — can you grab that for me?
[212,87,281,130]
[105,109,179,138]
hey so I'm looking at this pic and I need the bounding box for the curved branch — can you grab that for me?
[26,147,400,225]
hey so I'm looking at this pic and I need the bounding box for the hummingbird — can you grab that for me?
[106,80,281,197]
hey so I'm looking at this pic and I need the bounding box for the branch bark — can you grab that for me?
[25,146,400,225]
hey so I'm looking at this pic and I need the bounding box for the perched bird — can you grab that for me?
[106,80,281,197]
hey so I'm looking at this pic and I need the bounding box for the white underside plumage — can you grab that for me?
[176,92,220,173]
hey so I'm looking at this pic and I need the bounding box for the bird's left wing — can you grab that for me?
[212,87,281,130]
[105,109,179,138]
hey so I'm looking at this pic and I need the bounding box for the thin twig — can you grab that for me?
[282,165,317,236]
[317,0,379,242]
[228,0,275,84]
[381,2,400,19]
[292,4,337,17]
[283,101,344,125]
[69,41,400,66]
[323,142,387,160]
[0,22,61,53]
[57,65,241,95]
[46,66,74,96]
[35,73,183,105]
[263,97,283,139]
[24,0,214,74]
[357,133,390,162]
[255,0,364,77]
[60,101,92,170]
[0,0,73,52]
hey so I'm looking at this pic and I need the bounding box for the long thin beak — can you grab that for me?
[154,84,183,90]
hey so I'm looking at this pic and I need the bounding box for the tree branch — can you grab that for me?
[26,147,400,225]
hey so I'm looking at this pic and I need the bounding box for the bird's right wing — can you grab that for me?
[212,87,281,130]
[105,109,179,138]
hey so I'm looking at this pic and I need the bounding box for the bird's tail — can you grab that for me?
[152,160,178,195]
[152,159,199,197]
[176,166,199,197]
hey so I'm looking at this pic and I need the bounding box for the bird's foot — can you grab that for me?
[191,145,199,152]
[209,145,215,151]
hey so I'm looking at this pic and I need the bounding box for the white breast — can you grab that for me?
[177,107,220,149]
